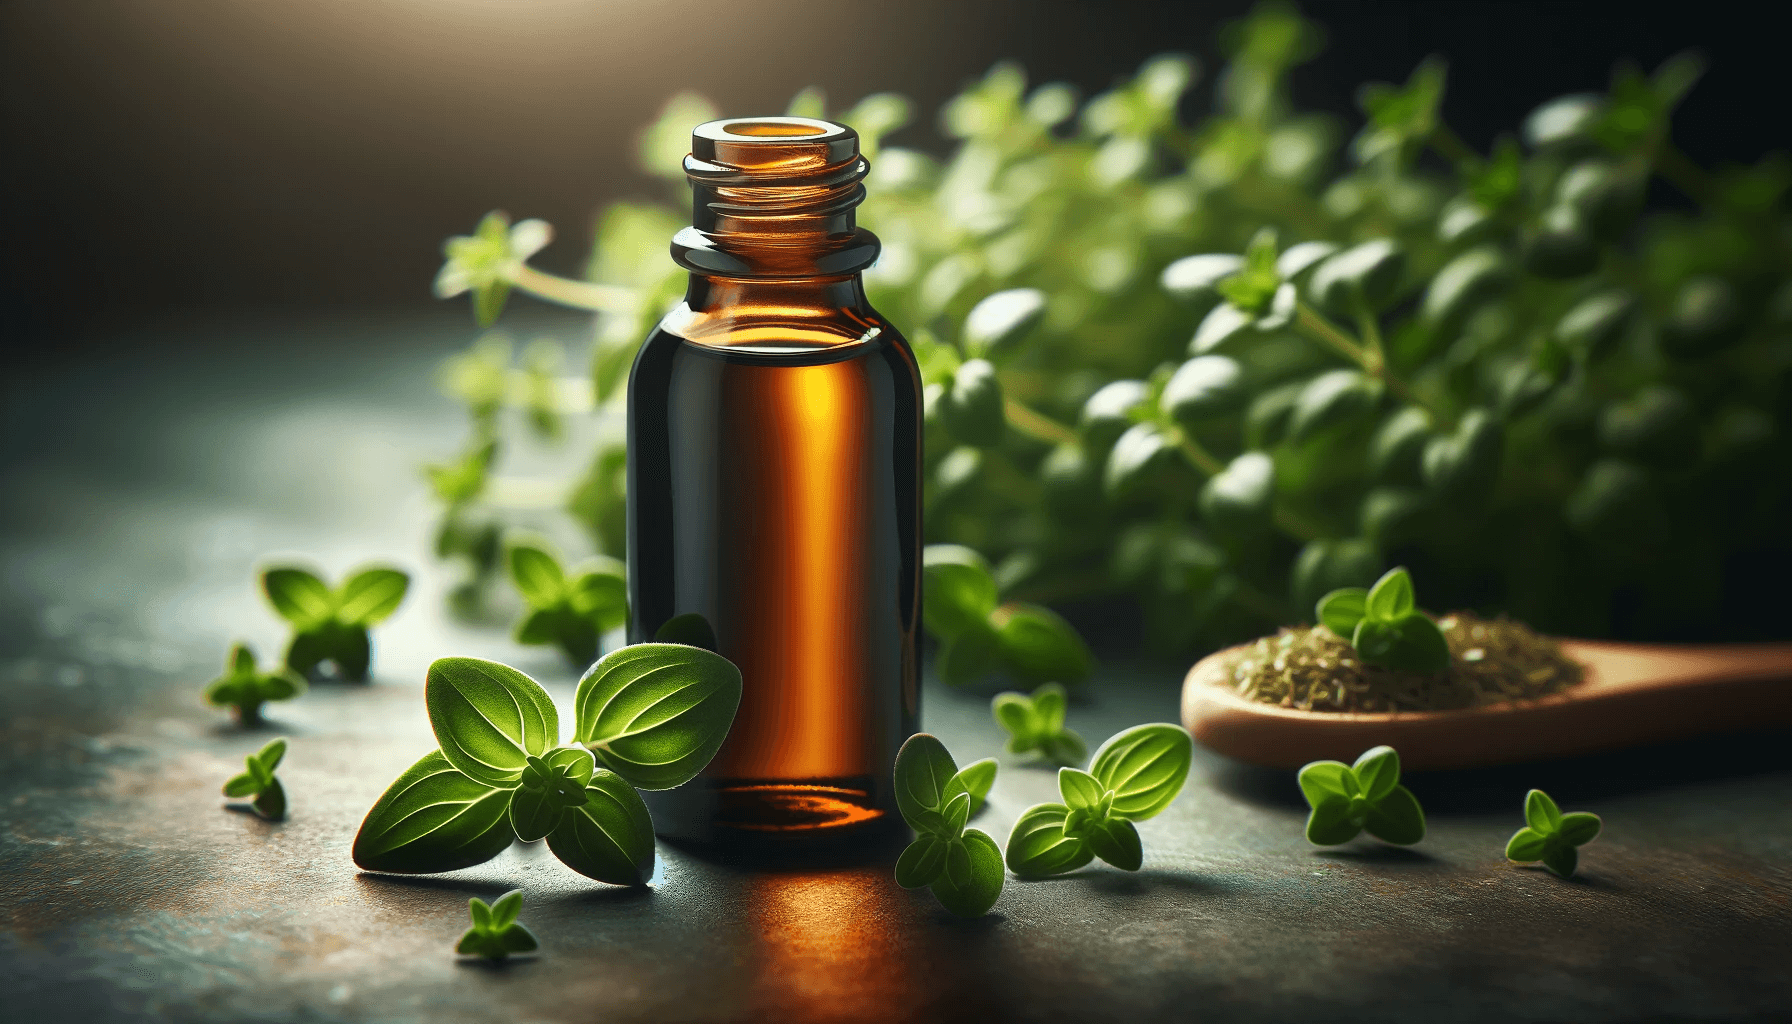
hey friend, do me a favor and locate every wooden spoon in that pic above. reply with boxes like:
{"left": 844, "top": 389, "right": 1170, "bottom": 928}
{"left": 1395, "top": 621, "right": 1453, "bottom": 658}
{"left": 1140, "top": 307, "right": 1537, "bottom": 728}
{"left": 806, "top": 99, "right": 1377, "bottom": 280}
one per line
{"left": 1181, "top": 639, "right": 1792, "bottom": 770}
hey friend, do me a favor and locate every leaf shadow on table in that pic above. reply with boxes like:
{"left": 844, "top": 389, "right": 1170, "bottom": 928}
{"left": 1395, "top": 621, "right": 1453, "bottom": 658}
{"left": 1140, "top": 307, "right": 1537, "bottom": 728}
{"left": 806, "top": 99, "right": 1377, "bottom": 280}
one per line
{"left": 352, "top": 872, "right": 519, "bottom": 900}
{"left": 1205, "top": 728, "right": 1792, "bottom": 814}
{"left": 456, "top": 955, "right": 540, "bottom": 974}
{"left": 1012, "top": 867, "right": 1249, "bottom": 899}
{"left": 1312, "top": 845, "right": 1438, "bottom": 865}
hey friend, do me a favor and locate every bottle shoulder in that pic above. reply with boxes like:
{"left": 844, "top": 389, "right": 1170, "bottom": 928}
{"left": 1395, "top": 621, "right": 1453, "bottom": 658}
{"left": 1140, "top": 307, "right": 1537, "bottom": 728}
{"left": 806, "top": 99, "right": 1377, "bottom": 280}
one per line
{"left": 649, "top": 298, "right": 912, "bottom": 363}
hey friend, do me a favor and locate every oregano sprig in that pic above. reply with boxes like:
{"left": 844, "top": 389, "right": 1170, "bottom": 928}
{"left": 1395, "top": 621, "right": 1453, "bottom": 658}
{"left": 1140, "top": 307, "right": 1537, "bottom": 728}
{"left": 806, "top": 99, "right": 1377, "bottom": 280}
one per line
{"left": 507, "top": 536, "right": 627, "bottom": 666}
{"left": 923, "top": 545, "right": 1093, "bottom": 688}
{"left": 1316, "top": 567, "right": 1451, "bottom": 674}
{"left": 456, "top": 890, "right": 538, "bottom": 960}
{"left": 991, "top": 683, "right": 1087, "bottom": 766}
{"left": 204, "top": 643, "right": 306, "bottom": 725}
{"left": 353, "top": 646, "right": 740, "bottom": 885}
{"left": 1005, "top": 723, "right": 1193, "bottom": 877}
{"left": 892, "top": 734, "right": 1003, "bottom": 917}
{"left": 223, "top": 738, "right": 290, "bottom": 820}
{"left": 1506, "top": 789, "right": 1602, "bottom": 878}
{"left": 1297, "top": 744, "right": 1427, "bottom": 846}
{"left": 261, "top": 564, "right": 411, "bottom": 680}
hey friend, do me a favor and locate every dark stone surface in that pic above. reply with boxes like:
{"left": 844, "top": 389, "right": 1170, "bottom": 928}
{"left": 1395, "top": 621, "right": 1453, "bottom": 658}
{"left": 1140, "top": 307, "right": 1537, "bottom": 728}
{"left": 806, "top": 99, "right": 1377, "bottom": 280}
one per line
{"left": 3, "top": 315, "right": 1790, "bottom": 1023}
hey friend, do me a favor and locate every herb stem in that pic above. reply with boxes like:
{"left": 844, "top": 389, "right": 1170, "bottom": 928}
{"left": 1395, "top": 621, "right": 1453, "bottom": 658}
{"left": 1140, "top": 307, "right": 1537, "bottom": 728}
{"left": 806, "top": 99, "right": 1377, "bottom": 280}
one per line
{"left": 1172, "top": 427, "right": 1324, "bottom": 542}
{"left": 1428, "top": 123, "right": 1482, "bottom": 171}
{"left": 508, "top": 264, "right": 637, "bottom": 313}
{"left": 1654, "top": 142, "right": 1718, "bottom": 208}
{"left": 1004, "top": 399, "right": 1079, "bottom": 447}
{"left": 1296, "top": 300, "right": 1442, "bottom": 422}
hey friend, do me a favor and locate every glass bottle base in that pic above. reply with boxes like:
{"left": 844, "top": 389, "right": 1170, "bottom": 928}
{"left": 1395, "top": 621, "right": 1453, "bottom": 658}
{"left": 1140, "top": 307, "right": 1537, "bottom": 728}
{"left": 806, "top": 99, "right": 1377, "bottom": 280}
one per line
{"left": 645, "top": 775, "right": 904, "bottom": 854}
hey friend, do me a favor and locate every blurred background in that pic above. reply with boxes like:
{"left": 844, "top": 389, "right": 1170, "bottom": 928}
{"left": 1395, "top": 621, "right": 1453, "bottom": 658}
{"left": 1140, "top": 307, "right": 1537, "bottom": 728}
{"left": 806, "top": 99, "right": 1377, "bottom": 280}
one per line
{"left": 2, "top": 0, "right": 1781, "bottom": 353}
{"left": 4, "top": 0, "right": 1789, "bottom": 659}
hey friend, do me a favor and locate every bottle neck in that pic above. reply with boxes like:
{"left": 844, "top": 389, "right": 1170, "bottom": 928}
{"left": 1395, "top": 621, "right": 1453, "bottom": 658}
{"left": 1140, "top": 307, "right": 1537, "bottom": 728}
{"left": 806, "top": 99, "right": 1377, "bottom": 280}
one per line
{"left": 671, "top": 122, "right": 881, "bottom": 279}
{"left": 684, "top": 275, "right": 871, "bottom": 315}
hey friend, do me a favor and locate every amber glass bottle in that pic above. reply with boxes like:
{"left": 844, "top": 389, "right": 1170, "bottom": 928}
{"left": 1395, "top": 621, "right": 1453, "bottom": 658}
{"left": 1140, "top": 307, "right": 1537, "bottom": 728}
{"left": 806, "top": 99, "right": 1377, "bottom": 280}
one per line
{"left": 627, "top": 117, "right": 920, "bottom": 845}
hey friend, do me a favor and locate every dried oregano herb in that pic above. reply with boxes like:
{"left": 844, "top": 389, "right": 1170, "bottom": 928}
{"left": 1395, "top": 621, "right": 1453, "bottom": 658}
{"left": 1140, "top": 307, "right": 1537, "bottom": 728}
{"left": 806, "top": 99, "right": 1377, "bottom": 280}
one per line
{"left": 1216, "top": 613, "right": 1583, "bottom": 713}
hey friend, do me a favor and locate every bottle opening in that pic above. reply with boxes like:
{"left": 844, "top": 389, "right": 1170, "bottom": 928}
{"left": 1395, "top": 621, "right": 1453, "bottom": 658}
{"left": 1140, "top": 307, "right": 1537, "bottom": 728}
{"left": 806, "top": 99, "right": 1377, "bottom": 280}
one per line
{"left": 723, "top": 120, "right": 829, "bottom": 139}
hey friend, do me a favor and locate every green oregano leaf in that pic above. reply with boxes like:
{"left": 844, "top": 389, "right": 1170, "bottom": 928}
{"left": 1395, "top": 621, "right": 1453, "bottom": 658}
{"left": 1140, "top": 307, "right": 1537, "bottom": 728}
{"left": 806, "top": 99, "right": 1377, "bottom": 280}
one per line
{"left": 335, "top": 568, "right": 411, "bottom": 627}
{"left": 921, "top": 545, "right": 1000, "bottom": 638}
{"left": 1316, "top": 588, "right": 1368, "bottom": 637}
{"left": 1058, "top": 767, "right": 1106, "bottom": 813}
{"left": 1082, "top": 816, "right": 1143, "bottom": 871}
{"left": 262, "top": 564, "right": 410, "bottom": 681}
{"left": 425, "top": 658, "right": 560, "bottom": 788}
{"left": 456, "top": 889, "right": 539, "bottom": 960}
{"left": 1351, "top": 745, "right": 1401, "bottom": 803}
{"left": 252, "top": 778, "right": 287, "bottom": 820}
{"left": 1364, "top": 566, "right": 1416, "bottom": 619}
{"left": 895, "top": 834, "right": 950, "bottom": 889}
{"left": 653, "top": 612, "right": 717, "bottom": 651}
{"left": 509, "top": 785, "right": 567, "bottom": 842}
{"left": 928, "top": 829, "right": 1004, "bottom": 917}
{"left": 1505, "top": 827, "right": 1550, "bottom": 862}
{"left": 573, "top": 643, "right": 744, "bottom": 791}
{"left": 1363, "top": 785, "right": 1426, "bottom": 844}
{"left": 222, "top": 738, "right": 290, "bottom": 819}
{"left": 893, "top": 733, "right": 960, "bottom": 828}
{"left": 942, "top": 758, "right": 998, "bottom": 815}
{"left": 1507, "top": 789, "right": 1601, "bottom": 877}
{"left": 263, "top": 568, "right": 334, "bottom": 628}
{"left": 1525, "top": 788, "right": 1563, "bottom": 832}
{"left": 353, "top": 750, "right": 515, "bottom": 873}
{"left": 1299, "top": 745, "right": 1426, "bottom": 846}
{"left": 1087, "top": 723, "right": 1192, "bottom": 821}
{"left": 1005, "top": 803, "right": 1094, "bottom": 878}
{"left": 545, "top": 768, "right": 657, "bottom": 886}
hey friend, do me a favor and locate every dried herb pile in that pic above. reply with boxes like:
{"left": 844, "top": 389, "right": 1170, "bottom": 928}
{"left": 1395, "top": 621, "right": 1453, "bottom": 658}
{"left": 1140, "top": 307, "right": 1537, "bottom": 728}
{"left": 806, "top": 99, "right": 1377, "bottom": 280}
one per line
{"left": 1217, "top": 613, "right": 1583, "bottom": 712}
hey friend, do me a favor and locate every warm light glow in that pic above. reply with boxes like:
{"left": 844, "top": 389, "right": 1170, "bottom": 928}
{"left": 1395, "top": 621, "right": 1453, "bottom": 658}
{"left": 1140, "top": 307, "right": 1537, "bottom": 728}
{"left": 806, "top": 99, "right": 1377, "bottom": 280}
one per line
{"left": 711, "top": 357, "right": 872, "bottom": 780}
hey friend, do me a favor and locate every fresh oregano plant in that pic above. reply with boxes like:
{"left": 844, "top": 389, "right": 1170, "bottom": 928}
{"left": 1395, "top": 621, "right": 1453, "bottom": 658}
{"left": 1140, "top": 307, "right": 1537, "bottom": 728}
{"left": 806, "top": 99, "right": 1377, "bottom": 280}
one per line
{"left": 923, "top": 544, "right": 1093, "bottom": 687}
{"left": 1297, "top": 744, "right": 1427, "bottom": 846}
{"left": 204, "top": 643, "right": 306, "bottom": 726}
{"left": 353, "top": 645, "right": 741, "bottom": 885}
{"left": 1506, "top": 788, "right": 1602, "bottom": 877}
{"left": 222, "top": 737, "right": 289, "bottom": 820}
{"left": 892, "top": 734, "right": 1003, "bottom": 917}
{"left": 990, "top": 682, "right": 1087, "bottom": 766}
{"left": 261, "top": 564, "right": 410, "bottom": 680}
{"left": 1316, "top": 567, "right": 1452, "bottom": 673}
{"left": 424, "top": 4, "right": 1791, "bottom": 663}
{"left": 506, "top": 534, "right": 628, "bottom": 666}
{"left": 456, "top": 890, "right": 538, "bottom": 960}
{"left": 1005, "top": 723, "right": 1193, "bottom": 877}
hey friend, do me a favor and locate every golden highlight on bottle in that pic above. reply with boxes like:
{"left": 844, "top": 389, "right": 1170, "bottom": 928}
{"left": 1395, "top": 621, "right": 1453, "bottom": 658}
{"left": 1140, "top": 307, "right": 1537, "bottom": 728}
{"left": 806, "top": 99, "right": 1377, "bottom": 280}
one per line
{"left": 627, "top": 117, "right": 920, "bottom": 842}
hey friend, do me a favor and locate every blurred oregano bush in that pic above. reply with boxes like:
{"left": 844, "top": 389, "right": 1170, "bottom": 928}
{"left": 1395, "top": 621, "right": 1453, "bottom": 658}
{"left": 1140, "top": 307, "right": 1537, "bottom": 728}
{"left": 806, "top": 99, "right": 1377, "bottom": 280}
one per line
{"left": 429, "top": 2, "right": 1791, "bottom": 665}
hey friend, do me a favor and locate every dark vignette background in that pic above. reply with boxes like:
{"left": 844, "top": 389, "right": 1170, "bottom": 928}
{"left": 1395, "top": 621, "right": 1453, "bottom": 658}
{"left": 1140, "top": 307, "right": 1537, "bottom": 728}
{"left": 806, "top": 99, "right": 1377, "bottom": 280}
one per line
{"left": 2, "top": 0, "right": 1784, "bottom": 358}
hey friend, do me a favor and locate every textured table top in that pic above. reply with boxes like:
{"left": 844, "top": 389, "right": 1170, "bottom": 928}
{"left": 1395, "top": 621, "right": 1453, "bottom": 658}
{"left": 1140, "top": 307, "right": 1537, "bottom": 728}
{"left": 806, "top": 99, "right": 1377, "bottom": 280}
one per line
{"left": 4, "top": 315, "right": 1790, "bottom": 1023}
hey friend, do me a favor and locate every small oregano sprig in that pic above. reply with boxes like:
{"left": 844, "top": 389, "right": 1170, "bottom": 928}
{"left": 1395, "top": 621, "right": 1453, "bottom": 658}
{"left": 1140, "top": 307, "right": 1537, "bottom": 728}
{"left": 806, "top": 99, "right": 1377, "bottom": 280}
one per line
{"left": 892, "top": 734, "right": 1003, "bottom": 917}
{"left": 1316, "top": 566, "right": 1451, "bottom": 674}
{"left": 353, "top": 645, "right": 740, "bottom": 885}
{"left": 1298, "top": 744, "right": 1426, "bottom": 846}
{"left": 1506, "top": 789, "right": 1602, "bottom": 878}
{"left": 991, "top": 683, "right": 1087, "bottom": 766}
{"left": 223, "top": 738, "right": 289, "bottom": 820}
{"left": 923, "top": 545, "right": 1093, "bottom": 688}
{"left": 456, "top": 890, "right": 538, "bottom": 960}
{"left": 1005, "top": 723, "right": 1193, "bottom": 877}
{"left": 506, "top": 536, "right": 627, "bottom": 666}
{"left": 262, "top": 564, "right": 411, "bottom": 680}
{"left": 204, "top": 643, "right": 306, "bottom": 725}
